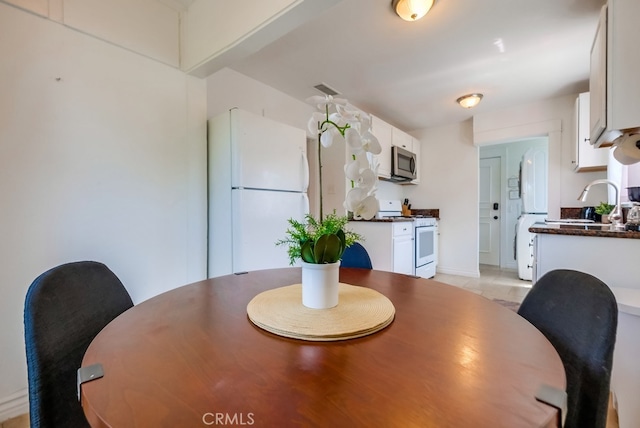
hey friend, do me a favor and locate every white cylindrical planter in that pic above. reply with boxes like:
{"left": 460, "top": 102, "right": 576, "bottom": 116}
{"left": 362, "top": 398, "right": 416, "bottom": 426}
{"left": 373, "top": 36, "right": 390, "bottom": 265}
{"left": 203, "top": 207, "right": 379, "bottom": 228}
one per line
{"left": 301, "top": 261, "right": 340, "bottom": 309}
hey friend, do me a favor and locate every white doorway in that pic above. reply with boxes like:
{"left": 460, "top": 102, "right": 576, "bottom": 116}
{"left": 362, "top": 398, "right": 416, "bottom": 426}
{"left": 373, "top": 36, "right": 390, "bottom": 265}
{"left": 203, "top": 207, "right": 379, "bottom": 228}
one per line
{"left": 479, "top": 157, "right": 501, "bottom": 265}
{"left": 479, "top": 137, "right": 549, "bottom": 271}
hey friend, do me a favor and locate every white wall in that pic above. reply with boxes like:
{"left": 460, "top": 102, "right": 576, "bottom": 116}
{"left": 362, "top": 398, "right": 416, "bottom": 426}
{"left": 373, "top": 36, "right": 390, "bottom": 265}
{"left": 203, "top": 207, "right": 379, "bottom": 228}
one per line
{"left": 183, "top": 0, "right": 343, "bottom": 77}
{"left": 404, "top": 120, "right": 480, "bottom": 277}
{"left": 2, "top": 0, "right": 181, "bottom": 67}
{"left": 183, "top": 0, "right": 299, "bottom": 73}
{"left": 207, "top": 68, "right": 312, "bottom": 128}
{"left": 0, "top": 3, "right": 207, "bottom": 419}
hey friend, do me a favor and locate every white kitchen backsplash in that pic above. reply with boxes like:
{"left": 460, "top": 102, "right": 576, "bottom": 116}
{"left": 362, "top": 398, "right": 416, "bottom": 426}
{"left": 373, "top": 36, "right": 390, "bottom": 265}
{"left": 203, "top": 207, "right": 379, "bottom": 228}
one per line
{"left": 376, "top": 180, "right": 405, "bottom": 201}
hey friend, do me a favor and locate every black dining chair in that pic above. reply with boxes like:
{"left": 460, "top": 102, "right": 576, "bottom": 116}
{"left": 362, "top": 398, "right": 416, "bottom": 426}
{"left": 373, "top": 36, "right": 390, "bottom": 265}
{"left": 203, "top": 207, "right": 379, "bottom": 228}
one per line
{"left": 341, "top": 242, "right": 373, "bottom": 269}
{"left": 24, "top": 261, "right": 134, "bottom": 428}
{"left": 517, "top": 269, "right": 617, "bottom": 428}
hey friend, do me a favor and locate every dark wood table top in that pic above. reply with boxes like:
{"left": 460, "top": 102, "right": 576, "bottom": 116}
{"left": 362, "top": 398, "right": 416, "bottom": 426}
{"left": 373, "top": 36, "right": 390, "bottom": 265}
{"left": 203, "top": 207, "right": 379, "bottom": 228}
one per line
{"left": 81, "top": 268, "right": 565, "bottom": 427}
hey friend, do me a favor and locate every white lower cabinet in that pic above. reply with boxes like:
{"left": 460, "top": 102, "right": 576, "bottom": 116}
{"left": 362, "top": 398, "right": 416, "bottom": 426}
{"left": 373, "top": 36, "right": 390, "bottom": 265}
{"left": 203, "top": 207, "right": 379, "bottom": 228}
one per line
{"left": 392, "top": 223, "right": 414, "bottom": 275}
{"left": 371, "top": 115, "right": 392, "bottom": 179}
{"left": 348, "top": 221, "right": 414, "bottom": 274}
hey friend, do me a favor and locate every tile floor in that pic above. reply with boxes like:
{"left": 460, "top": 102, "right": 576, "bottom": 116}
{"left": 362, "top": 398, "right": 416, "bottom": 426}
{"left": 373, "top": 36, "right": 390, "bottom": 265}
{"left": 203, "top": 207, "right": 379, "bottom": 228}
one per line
{"left": 434, "top": 264, "right": 532, "bottom": 304}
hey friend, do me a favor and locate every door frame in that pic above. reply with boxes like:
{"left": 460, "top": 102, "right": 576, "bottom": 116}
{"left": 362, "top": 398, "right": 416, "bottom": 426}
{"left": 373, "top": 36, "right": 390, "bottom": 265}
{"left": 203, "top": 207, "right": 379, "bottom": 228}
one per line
{"left": 474, "top": 119, "right": 560, "bottom": 271}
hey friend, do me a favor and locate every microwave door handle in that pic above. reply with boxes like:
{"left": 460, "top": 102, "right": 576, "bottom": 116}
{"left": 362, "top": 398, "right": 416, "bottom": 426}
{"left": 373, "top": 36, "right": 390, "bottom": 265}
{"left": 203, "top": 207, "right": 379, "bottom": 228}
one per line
{"left": 410, "top": 156, "right": 416, "bottom": 174}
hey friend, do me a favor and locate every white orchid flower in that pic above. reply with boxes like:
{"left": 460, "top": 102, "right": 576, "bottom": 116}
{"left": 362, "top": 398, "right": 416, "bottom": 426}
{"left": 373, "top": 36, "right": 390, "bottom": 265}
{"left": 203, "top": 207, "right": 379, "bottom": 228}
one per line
{"left": 359, "top": 112, "right": 372, "bottom": 130}
{"left": 328, "top": 112, "right": 346, "bottom": 127}
{"left": 345, "top": 127, "right": 363, "bottom": 150}
{"left": 345, "top": 162, "right": 377, "bottom": 193}
{"left": 344, "top": 159, "right": 361, "bottom": 181}
{"left": 337, "top": 104, "right": 360, "bottom": 123}
{"left": 306, "top": 95, "right": 379, "bottom": 223}
{"left": 360, "top": 130, "right": 382, "bottom": 155}
{"left": 345, "top": 188, "right": 365, "bottom": 206}
{"left": 320, "top": 126, "right": 345, "bottom": 148}
{"left": 305, "top": 95, "right": 347, "bottom": 110}
{"left": 345, "top": 188, "right": 379, "bottom": 220}
{"left": 351, "top": 148, "right": 372, "bottom": 170}
{"left": 320, "top": 129, "right": 333, "bottom": 147}
{"left": 355, "top": 168, "right": 377, "bottom": 192}
{"left": 307, "top": 112, "right": 326, "bottom": 134}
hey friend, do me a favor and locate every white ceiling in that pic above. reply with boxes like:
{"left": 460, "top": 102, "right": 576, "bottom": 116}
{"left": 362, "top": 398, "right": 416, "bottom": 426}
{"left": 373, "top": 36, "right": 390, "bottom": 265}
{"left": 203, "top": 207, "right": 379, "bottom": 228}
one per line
{"left": 229, "top": 0, "right": 605, "bottom": 131}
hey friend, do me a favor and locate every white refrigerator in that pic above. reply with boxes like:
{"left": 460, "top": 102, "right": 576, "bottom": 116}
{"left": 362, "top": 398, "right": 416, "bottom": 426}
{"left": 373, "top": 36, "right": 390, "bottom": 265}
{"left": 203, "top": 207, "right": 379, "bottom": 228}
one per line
{"left": 208, "top": 108, "right": 309, "bottom": 278}
{"left": 516, "top": 148, "right": 548, "bottom": 280}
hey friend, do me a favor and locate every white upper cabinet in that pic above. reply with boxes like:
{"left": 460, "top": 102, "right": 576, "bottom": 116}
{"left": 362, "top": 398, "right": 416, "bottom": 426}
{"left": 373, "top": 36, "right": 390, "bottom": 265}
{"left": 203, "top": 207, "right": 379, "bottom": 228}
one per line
{"left": 590, "top": 0, "right": 640, "bottom": 147}
{"left": 370, "top": 115, "right": 421, "bottom": 184}
{"left": 573, "top": 92, "right": 608, "bottom": 172}
{"left": 371, "top": 115, "right": 392, "bottom": 179}
{"left": 391, "top": 127, "right": 413, "bottom": 151}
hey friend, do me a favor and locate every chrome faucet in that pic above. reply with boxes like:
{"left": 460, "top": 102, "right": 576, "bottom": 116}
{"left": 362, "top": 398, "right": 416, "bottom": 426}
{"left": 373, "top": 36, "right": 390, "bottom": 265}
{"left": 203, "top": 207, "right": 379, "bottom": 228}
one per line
{"left": 577, "top": 179, "right": 624, "bottom": 229}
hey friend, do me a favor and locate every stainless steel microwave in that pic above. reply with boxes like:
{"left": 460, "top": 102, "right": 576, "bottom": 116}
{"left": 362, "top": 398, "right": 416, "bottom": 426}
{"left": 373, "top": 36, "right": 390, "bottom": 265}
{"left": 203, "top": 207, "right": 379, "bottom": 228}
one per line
{"left": 391, "top": 145, "right": 417, "bottom": 182}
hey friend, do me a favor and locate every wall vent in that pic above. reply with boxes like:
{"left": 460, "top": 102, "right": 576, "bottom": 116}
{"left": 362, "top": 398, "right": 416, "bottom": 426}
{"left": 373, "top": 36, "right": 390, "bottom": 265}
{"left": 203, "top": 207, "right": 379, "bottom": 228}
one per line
{"left": 313, "top": 83, "right": 340, "bottom": 96}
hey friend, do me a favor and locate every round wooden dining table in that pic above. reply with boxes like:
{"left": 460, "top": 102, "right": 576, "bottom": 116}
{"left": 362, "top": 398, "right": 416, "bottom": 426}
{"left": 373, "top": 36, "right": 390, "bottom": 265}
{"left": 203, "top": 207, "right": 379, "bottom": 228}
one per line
{"left": 81, "top": 268, "right": 565, "bottom": 427}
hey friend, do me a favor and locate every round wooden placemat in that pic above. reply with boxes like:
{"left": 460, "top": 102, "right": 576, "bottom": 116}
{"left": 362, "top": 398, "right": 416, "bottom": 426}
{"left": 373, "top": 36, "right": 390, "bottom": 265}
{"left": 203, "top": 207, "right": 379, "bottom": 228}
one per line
{"left": 247, "top": 283, "right": 395, "bottom": 341}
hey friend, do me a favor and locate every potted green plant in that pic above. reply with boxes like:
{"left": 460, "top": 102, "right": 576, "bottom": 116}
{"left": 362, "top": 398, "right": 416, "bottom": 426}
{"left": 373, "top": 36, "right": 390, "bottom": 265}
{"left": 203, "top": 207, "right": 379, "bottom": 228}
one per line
{"left": 276, "top": 95, "right": 380, "bottom": 309}
{"left": 277, "top": 213, "right": 361, "bottom": 265}
{"left": 595, "top": 202, "right": 615, "bottom": 223}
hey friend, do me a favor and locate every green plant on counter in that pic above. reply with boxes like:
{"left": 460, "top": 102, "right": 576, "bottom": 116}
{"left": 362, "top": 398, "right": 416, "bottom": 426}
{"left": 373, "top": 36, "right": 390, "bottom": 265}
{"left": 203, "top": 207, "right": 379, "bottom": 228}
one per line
{"left": 276, "top": 213, "right": 361, "bottom": 265}
{"left": 595, "top": 202, "right": 615, "bottom": 215}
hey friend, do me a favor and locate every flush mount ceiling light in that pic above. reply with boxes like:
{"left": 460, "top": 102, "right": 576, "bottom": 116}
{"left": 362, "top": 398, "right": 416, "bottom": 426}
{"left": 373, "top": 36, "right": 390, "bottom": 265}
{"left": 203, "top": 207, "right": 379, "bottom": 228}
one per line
{"left": 456, "top": 93, "right": 484, "bottom": 109}
{"left": 392, "top": 0, "right": 435, "bottom": 22}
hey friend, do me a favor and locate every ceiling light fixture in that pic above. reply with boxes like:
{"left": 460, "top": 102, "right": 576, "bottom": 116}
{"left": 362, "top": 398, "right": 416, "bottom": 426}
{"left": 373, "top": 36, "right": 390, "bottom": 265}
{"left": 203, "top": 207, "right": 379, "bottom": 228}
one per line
{"left": 456, "top": 93, "right": 483, "bottom": 109}
{"left": 392, "top": 0, "right": 435, "bottom": 22}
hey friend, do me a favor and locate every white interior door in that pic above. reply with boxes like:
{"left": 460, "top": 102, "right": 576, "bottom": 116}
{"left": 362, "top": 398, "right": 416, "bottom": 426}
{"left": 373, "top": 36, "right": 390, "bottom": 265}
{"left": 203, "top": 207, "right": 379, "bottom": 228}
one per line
{"left": 479, "top": 157, "right": 501, "bottom": 266}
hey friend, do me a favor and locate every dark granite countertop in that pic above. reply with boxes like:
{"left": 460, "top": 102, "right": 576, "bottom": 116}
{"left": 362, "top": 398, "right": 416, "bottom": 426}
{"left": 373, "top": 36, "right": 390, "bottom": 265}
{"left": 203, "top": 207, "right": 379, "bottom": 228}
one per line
{"left": 529, "top": 222, "right": 640, "bottom": 239}
{"left": 349, "top": 208, "right": 440, "bottom": 223}
{"left": 349, "top": 217, "right": 414, "bottom": 223}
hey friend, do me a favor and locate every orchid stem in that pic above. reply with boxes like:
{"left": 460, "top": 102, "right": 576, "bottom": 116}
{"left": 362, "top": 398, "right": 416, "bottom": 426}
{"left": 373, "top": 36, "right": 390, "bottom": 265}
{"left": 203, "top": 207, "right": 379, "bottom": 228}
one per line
{"left": 317, "top": 129, "right": 323, "bottom": 223}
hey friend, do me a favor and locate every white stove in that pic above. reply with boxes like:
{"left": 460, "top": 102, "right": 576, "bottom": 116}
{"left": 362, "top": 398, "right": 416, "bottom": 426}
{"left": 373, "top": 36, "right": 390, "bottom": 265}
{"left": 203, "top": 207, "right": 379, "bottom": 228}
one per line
{"left": 414, "top": 217, "right": 436, "bottom": 279}
{"left": 375, "top": 200, "right": 436, "bottom": 278}
{"left": 376, "top": 199, "right": 403, "bottom": 218}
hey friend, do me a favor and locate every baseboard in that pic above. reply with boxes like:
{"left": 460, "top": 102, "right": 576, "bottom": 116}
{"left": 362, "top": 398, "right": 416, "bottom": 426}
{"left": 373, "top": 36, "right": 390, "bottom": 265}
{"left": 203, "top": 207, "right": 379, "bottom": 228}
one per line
{"left": 436, "top": 266, "right": 480, "bottom": 278}
{"left": 0, "top": 388, "right": 28, "bottom": 422}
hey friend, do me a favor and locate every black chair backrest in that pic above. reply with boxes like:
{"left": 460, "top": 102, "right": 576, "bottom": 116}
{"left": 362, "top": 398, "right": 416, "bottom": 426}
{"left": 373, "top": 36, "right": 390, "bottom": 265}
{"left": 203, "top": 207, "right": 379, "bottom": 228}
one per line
{"left": 517, "top": 269, "right": 617, "bottom": 428}
{"left": 341, "top": 242, "right": 373, "bottom": 269}
{"left": 24, "top": 261, "right": 134, "bottom": 428}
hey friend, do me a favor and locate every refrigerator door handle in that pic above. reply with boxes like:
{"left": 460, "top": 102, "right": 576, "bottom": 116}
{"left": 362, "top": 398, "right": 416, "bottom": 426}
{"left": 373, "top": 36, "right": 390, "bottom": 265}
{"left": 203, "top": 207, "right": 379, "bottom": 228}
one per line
{"left": 302, "top": 193, "right": 310, "bottom": 215}
{"left": 301, "top": 151, "right": 309, "bottom": 192}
